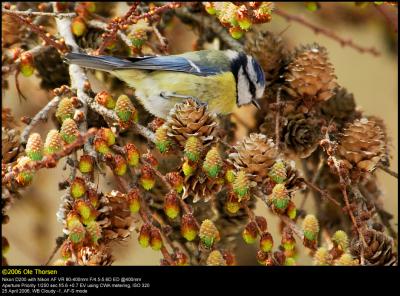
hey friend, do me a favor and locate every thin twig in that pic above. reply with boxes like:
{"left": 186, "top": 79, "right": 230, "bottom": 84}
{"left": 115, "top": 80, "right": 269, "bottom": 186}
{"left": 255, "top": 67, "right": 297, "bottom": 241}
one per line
{"left": 375, "top": 4, "right": 398, "bottom": 32}
{"left": 302, "top": 178, "right": 342, "bottom": 208}
{"left": 2, "top": 8, "right": 76, "bottom": 18}
{"left": 87, "top": 19, "right": 134, "bottom": 48}
{"left": 152, "top": 24, "right": 169, "bottom": 54}
{"left": 259, "top": 195, "right": 304, "bottom": 240}
{"left": 359, "top": 185, "right": 398, "bottom": 243}
{"left": 44, "top": 235, "right": 67, "bottom": 266}
{"left": 54, "top": 3, "right": 97, "bottom": 159}
{"left": 280, "top": 215, "right": 305, "bottom": 241}
{"left": 175, "top": 7, "right": 244, "bottom": 51}
{"left": 2, "top": 45, "right": 47, "bottom": 78}
{"left": 96, "top": 3, "right": 140, "bottom": 54}
{"left": 2, "top": 129, "right": 97, "bottom": 184}
{"left": 377, "top": 164, "right": 398, "bottom": 179}
{"left": 274, "top": 8, "right": 381, "bottom": 56}
{"left": 243, "top": 204, "right": 263, "bottom": 234}
{"left": 275, "top": 87, "right": 282, "bottom": 149}
{"left": 299, "top": 154, "right": 325, "bottom": 211}
{"left": 20, "top": 96, "right": 62, "bottom": 145}
{"left": 97, "top": 2, "right": 180, "bottom": 54}
{"left": 111, "top": 172, "right": 175, "bottom": 265}
{"left": 3, "top": 11, "right": 68, "bottom": 52}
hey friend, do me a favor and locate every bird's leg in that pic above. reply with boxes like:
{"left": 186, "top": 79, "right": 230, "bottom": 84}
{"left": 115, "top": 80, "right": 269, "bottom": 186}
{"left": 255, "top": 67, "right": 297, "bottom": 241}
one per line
{"left": 160, "top": 92, "right": 207, "bottom": 107}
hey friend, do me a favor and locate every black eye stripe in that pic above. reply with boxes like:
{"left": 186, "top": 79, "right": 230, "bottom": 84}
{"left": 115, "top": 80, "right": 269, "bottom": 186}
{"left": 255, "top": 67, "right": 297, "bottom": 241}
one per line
{"left": 231, "top": 52, "right": 248, "bottom": 104}
{"left": 231, "top": 52, "right": 257, "bottom": 102}
{"left": 241, "top": 62, "right": 256, "bottom": 98}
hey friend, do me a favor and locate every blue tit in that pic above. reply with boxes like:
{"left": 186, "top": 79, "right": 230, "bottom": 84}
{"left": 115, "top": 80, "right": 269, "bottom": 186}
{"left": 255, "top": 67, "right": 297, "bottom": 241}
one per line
{"left": 64, "top": 50, "right": 266, "bottom": 119}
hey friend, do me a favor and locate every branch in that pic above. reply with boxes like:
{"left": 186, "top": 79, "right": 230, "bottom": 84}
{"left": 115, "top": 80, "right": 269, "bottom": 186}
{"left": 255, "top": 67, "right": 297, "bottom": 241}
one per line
{"left": 358, "top": 185, "right": 398, "bottom": 243}
{"left": 3, "top": 10, "right": 68, "bottom": 52}
{"left": 243, "top": 204, "right": 264, "bottom": 235}
{"left": 375, "top": 4, "right": 398, "bottom": 32}
{"left": 2, "top": 45, "right": 47, "bottom": 78}
{"left": 96, "top": 3, "right": 140, "bottom": 54}
{"left": 377, "top": 164, "right": 398, "bottom": 179}
{"left": 2, "top": 8, "right": 76, "bottom": 19}
{"left": 275, "top": 88, "right": 282, "bottom": 149}
{"left": 111, "top": 173, "right": 175, "bottom": 265}
{"left": 20, "top": 96, "right": 62, "bottom": 145}
{"left": 2, "top": 129, "right": 98, "bottom": 185}
{"left": 259, "top": 195, "right": 304, "bottom": 240}
{"left": 279, "top": 214, "right": 305, "bottom": 241}
{"left": 175, "top": 7, "right": 244, "bottom": 51}
{"left": 302, "top": 178, "right": 342, "bottom": 208}
{"left": 274, "top": 8, "right": 381, "bottom": 57}
{"left": 152, "top": 24, "right": 169, "bottom": 54}
{"left": 87, "top": 19, "right": 134, "bottom": 48}
{"left": 44, "top": 235, "right": 67, "bottom": 266}
{"left": 53, "top": 4, "right": 98, "bottom": 159}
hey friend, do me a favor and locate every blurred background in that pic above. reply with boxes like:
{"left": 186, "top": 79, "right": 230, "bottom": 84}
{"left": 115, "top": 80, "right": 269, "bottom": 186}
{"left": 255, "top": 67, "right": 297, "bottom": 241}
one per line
{"left": 2, "top": 2, "right": 398, "bottom": 265}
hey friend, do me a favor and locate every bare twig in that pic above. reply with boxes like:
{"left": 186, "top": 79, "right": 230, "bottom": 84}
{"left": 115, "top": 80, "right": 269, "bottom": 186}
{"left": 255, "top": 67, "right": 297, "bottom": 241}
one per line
{"left": 20, "top": 96, "right": 62, "bottom": 145}
{"left": 2, "top": 45, "right": 47, "bottom": 78}
{"left": 375, "top": 4, "right": 398, "bottom": 32}
{"left": 44, "top": 235, "right": 67, "bottom": 266}
{"left": 377, "top": 164, "right": 398, "bottom": 179}
{"left": 274, "top": 8, "right": 381, "bottom": 56}
{"left": 299, "top": 154, "right": 325, "bottom": 211}
{"left": 53, "top": 3, "right": 97, "bottom": 159}
{"left": 275, "top": 87, "right": 282, "bottom": 149}
{"left": 87, "top": 19, "right": 134, "bottom": 48}
{"left": 175, "top": 7, "right": 244, "bottom": 51}
{"left": 96, "top": 3, "right": 140, "bottom": 54}
{"left": 112, "top": 173, "right": 175, "bottom": 265}
{"left": 2, "top": 129, "right": 97, "bottom": 184}
{"left": 302, "top": 178, "right": 342, "bottom": 208}
{"left": 3, "top": 11, "right": 68, "bottom": 52}
{"left": 280, "top": 214, "right": 305, "bottom": 240}
{"left": 359, "top": 185, "right": 398, "bottom": 243}
{"left": 243, "top": 204, "right": 264, "bottom": 235}
{"left": 152, "top": 24, "right": 169, "bottom": 54}
{"left": 2, "top": 8, "right": 76, "bottom": 19}
{"left": 259, "top": 195, "right": 304, "bottom": 240}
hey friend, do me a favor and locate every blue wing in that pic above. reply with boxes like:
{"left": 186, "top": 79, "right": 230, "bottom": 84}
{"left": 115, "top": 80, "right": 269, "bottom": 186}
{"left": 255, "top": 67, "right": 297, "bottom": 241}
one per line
{"left": 123, "top": 55, "right": 221, "bottom": 76}
{"left": 64, "top": 53, "right": 221, "bottom": 76}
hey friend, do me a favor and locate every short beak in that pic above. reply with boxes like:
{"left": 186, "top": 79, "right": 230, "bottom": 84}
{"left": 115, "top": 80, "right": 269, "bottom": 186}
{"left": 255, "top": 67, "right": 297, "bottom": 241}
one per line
{"left": 252, "top": 99, "right": 261, "bottom": 110}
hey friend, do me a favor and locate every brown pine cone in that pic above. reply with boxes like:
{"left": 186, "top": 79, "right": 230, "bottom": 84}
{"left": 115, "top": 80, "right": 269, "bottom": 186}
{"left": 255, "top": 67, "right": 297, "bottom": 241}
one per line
{"left": 282, "top": 160, "right": 305, "bottom": 193}
{"left": 350, "top": 228, "right": 397, "bottom": 266}
{"left": 98, "top": 190, "right": 135, "bottom": 241}
{"left": 284, "top": 43, "right": 337, "bottom": 107}
{"left": 282, "top": 114, "right": 322, "bottom": 158}
{"left": 2, "top": 127, "right": 20, "bottom": 164}
{"left": 183, "top": 170, "right": 223, "bottom": 203}
{"left": 320, "top": 87, "right": 358, "bottom": 122}
{"left": 33, "top": 46, "right": 70, "bottom": 89}
{"left": 166, "top": 99, "right": 217, "bottom": 149}
{"left": 366, "top": 115, "right": 391, "bottom": 167}
{"left": 338, "top": 118, "right": 385, "bottom": 172}
{"left": 228, "top": 133, "right": 278, "bottom": 184}
{"left": 244, "top": 30, "right": 288, "bottom": 82}
{"left": 77, "top": 244, "right": 114, "bottom": 266}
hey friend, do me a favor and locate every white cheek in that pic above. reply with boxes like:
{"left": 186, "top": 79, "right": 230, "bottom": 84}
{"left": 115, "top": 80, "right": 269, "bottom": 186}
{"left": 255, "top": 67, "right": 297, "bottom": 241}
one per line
{"left": 237, "top": 68, "right": 252, "bottom": 106}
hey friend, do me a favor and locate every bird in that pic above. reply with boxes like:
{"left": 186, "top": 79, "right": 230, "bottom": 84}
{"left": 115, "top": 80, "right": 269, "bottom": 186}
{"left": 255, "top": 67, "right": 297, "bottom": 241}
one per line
{"left": 64, "top": 49, "right": 266, "bottom": 119}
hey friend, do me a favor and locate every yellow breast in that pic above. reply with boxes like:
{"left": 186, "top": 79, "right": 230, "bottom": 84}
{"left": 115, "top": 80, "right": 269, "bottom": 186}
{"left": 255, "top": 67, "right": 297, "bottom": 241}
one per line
{"left": 114, "top": 69, "right": 237, "bottom": 117}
